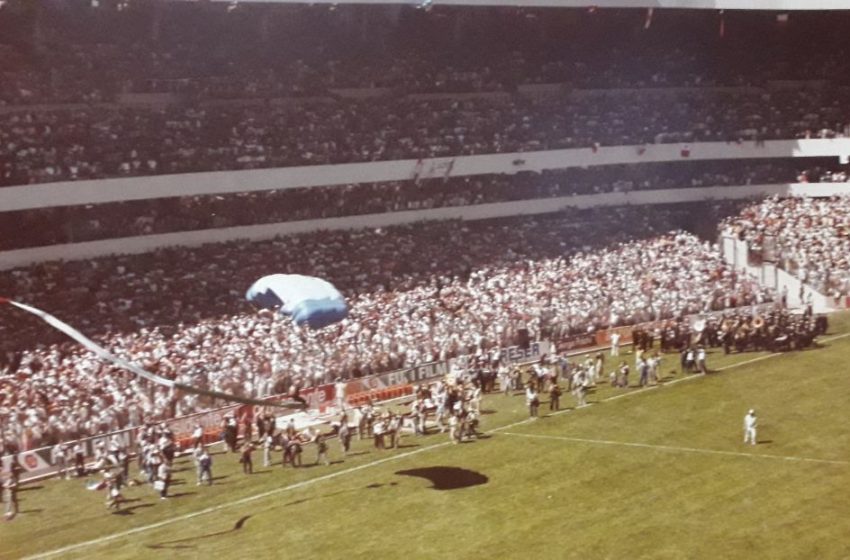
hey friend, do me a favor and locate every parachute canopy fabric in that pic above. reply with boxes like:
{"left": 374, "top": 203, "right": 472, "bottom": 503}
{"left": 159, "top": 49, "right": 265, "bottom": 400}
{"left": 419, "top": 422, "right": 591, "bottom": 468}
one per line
{"left": 246, "top": 274, "right": 348, "bottom": 329}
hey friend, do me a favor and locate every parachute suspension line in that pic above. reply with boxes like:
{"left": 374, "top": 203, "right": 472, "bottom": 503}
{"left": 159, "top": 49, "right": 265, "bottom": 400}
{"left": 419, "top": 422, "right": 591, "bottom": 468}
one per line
{"left": 1, "top": 299, "right": 306, "bottom": 409}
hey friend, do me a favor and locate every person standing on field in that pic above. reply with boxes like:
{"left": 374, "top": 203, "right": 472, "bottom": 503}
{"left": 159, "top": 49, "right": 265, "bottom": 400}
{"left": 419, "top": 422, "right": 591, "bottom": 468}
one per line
{"left": 2, "top": 475, "right": 18, "bottom": 520}
{"left": 262, "top": 433, "right": 275, "bottom": 467}
{"left": 526, "top": 384, "right": 540, "bottom": 418}
{"left": 239, "top": 443, "right": 254, "bottom": 474}
{"left": 334, "top": 377, "right": 347, "bottom": 411}
{"left": 197, "top": 447, "right": 213, "bottom": 485}
{"left": 156, "top": 459, "right": 171, "bottom": 500}
{"left": 549, "top": 382, "right": 562, "bottom": 412}
{"left": 573, "top": 370, "right": 588, "bottom": 407}
{"left": 315, "top": 435, "right": 330, "bottom": 466}
{"left": 744, "top": 409, "right": 758, "bottom": 446}
{"left": 338, "top": 415, "right": 352, "bottom": 455}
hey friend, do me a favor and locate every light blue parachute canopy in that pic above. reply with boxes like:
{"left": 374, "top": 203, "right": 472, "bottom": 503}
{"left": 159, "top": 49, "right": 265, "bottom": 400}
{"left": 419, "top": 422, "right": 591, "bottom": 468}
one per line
{"left": 245, "top": 274, "right": 348, "bottom": 329}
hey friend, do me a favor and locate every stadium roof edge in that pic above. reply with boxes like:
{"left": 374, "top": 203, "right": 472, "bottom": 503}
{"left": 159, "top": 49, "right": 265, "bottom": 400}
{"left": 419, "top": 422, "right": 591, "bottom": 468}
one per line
{"left": 167, "top": 0, "right": 850, "bottom": 10}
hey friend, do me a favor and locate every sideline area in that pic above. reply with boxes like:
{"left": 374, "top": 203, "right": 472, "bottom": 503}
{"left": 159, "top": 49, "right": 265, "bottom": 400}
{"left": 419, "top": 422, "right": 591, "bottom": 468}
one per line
{"left": 8, "top": 313, "right": 850, "bottom": 560}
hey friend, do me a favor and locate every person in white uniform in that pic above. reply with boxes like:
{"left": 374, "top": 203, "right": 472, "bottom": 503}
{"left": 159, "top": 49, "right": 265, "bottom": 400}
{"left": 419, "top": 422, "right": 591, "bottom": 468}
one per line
{"left": 743, "top": 409, "right": 758, "bottom": 445}
{"left": 610, "top": 332, "right": 621, "bottom": 356}
{"left": 334, "top": 377, "right": 347, "bottom": 411}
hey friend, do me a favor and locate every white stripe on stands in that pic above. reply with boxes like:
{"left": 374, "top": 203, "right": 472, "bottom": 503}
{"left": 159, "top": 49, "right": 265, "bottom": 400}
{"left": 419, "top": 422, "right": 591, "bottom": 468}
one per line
{"left": 23, "top": 330, "right": 850, "bottom": 559}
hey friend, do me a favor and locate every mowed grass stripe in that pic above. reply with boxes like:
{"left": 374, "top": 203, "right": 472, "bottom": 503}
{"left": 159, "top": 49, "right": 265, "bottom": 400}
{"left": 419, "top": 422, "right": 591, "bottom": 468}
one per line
{"left": 499, "top": 432, "right": 850, "bottom": 466}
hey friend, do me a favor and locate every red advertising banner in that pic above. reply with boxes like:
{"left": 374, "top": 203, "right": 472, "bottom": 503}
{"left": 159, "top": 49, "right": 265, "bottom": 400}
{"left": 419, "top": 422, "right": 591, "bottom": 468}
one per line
{"left": 166, "top": 404, "right": 241, "bottom": 442}
{"left": 555, "top": 334, "right": 597, "bottom": 353}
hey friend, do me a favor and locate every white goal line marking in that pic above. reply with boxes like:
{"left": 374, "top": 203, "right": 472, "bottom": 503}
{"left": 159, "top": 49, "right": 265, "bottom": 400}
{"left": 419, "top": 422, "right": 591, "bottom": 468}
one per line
{"left": 499, "top": 431, "right": 850, "bottom": 466}
{"left": 23, "top": 330, "right": 850, "bottom": 559}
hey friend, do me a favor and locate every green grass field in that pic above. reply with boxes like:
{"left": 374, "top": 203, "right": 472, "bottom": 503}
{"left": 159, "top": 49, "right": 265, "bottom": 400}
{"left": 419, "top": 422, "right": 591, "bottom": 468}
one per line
{"left": 4, "top": 313, "right": 850, "bottom": 560}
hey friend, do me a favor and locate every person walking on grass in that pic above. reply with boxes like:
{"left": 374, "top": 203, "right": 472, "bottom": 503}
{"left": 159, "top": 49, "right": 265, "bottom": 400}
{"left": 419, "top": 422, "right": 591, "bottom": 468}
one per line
{"left": 638, "top": 356, "right": 650, "bottom": 387}
{"left": 263, "top": 433, "right": 275, "bottom": 467}
{"left": 52, "top": 443, "right": 70, "bottom": 480}
{"left": 240, "top": 443, "right": 254, "bottom": 474}
{"left": 549, "top": 383, "right": 562, "bottom": 412}
{"left": 573, "top": 370, "right": 588, "bottom": 407}
{"left": 616, "top": 362, "right": 629, "bottom": 388}
{"left": 696, "top": 347, "right": 707, "bottom": 375}
{"left": 373, "top": 416, "right": 386, "bottom": 450}
{"left": 315, "top": 435, "right": 330, "bottom": 466}
{"left": 197, "top": 447, "right": 213, "bottom": 486}
{"left": 104, "top": 470, "right": 124, "bottom": 512}
{"left": 744, "top": 409, "right": 758, "bottom": 446}
{"left": 290, "top": 439, "right": 303, "bottom": 467}
{"left": 338, "top": 417, "right": 352, "bottom": 455}
{"left": 155, "top": 459, "right": 171, "bottom": 500}
{"left": 449, "top": 413, "right": 461, "bottom": 444}
{"left": 388, "top": 413, "right": 403, "bottom": 449}
{"left": 2, "top": 475, "right": 18, "bottom": 520}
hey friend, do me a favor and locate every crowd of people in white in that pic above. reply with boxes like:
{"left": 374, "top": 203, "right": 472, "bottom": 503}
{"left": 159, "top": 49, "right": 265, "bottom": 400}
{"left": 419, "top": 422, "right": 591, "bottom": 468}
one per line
{"left": 0, "top": 202, "right": 772, "bottom": 453}
{"left": 723, "top": 195, "right": 850, "bottom": 298}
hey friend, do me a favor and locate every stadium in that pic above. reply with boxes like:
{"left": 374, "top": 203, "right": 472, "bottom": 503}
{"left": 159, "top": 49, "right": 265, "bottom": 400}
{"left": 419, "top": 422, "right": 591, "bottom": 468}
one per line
{"left": 2, "top": 0, "right": 850, "bottom": 558}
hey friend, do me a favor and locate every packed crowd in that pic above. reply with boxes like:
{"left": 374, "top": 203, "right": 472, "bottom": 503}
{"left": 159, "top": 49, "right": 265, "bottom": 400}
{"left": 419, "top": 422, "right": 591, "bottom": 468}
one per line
{"left": 2, "top": 88, "right": 848, "bottom": 188}
{"left": 0, "top": 158, "right": 816, "bottom": 250}
{"left": 798, "top": 167, "right": 850, "bottom": 183}
{"left": 3, "top": 7, "right": 850, "bottom": 190}
{"left": 3, "top": 4, "right": 850, "bottom": 105}
{"left": 0, "top": 201, "right": 770, "bottom": 451}
{"left": 722, "top": 195, "right": 850, "bottom": 298}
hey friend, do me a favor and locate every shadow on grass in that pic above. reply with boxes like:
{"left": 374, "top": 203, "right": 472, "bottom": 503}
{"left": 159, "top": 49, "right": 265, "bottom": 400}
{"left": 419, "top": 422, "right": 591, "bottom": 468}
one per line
{"left": 395, "top": 466, "right": 488, "bottom": 490}
{"left": 145, "top": 515, "right": 251, "bottom": 549}
{"left": 365, "top": 482, "right": 398, "bottom": 489}
{"left": 113, "top": 503, "right": 154, "bottom": 515}
{"left": 299, "top": 463, "right": 334, "bottom": 470}
{"left": 284, "top": 498, "right": 310, "bottom": 507}
{"left": 284, "top": 482, "right": 399, "bottom": 509}
{"left": 167, "top": 491, "right": 197, "bottom": 499}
